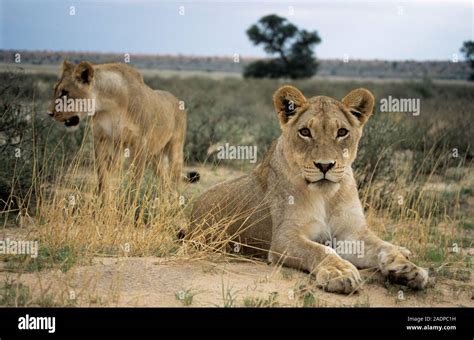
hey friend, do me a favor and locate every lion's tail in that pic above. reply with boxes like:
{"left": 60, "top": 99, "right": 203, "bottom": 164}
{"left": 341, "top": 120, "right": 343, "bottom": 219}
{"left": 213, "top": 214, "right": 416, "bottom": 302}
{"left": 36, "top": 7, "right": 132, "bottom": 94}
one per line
{"left": 176, "top": 229, "right": 186, "bottom": 240}
{"left": 184, "top": 171, "right": 200, "bottom": 183}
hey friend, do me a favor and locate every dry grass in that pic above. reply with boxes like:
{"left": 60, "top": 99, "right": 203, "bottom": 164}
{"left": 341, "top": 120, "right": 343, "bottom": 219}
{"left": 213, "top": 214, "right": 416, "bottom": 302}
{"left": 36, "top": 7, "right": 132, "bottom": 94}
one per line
{"left": 361, "top": 152, "right": 472, "bottom": 275}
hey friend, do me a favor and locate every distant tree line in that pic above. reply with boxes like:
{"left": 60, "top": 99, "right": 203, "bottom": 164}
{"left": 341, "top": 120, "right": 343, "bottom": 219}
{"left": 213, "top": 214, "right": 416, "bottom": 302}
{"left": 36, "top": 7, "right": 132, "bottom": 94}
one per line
{"left": 461, "top": 40, "right": 474, "bottom": 81}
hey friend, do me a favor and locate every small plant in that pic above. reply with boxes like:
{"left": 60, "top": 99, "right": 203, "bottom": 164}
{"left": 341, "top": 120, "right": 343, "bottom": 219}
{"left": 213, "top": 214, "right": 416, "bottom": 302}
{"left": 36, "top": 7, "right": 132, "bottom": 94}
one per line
{"left": 175, "top": 288, "right": 195, "bottom": 306}
{"left": 279, "top": 267, "right": 294, "bottom": 280}
{"left": 5, "top": 245, "right": 78, "bottom": 273}
{"left": 465, "top": 255, "right": 472, "bottom": 269}
{"left": 35, "top": 293, "right": 57, "bottom": 307}
{"left": 221, "top": 278, "right": 237, "bottom": 308}
{"left": 353, "top": 296, "right": 371, "bottom": 307}
{"left": 243, "top": 292, "right": 278, "bottom": 307}
{"left": 301, "top": 292, "right": 317, "bottom": 307}
{"left": 0, "top": 278, "right": 31, "bottom": 306}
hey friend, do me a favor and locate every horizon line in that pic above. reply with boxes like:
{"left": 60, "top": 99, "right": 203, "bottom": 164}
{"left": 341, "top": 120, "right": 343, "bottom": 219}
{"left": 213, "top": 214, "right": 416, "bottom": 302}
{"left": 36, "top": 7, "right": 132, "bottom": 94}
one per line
{"left": 0, "top": 49, "right": 466, "bottom": 63}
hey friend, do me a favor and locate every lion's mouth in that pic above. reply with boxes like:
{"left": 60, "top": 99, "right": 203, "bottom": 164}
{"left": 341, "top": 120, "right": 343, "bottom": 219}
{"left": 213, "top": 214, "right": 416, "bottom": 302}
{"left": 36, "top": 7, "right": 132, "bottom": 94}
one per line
{"left": 305, "top": 178, "right": 333, "bottom": 185}
{"left": 64, "top": 116, "right": 80, "bottom": 127}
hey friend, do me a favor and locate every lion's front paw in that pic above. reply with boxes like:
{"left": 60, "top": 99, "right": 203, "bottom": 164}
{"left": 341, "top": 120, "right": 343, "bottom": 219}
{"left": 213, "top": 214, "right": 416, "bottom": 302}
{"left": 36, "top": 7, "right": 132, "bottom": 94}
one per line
{"left": 314, "top": 255, "right": 362, "bottom": 294}
{"left": 379, "top": 249, "right": 428, "bottom": 289}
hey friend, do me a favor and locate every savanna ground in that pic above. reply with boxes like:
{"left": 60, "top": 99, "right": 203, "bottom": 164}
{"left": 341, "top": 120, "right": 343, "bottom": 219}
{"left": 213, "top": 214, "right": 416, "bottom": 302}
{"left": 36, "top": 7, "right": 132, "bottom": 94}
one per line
{"left": 0, "top": 64, "right": 473, "bottom": 307}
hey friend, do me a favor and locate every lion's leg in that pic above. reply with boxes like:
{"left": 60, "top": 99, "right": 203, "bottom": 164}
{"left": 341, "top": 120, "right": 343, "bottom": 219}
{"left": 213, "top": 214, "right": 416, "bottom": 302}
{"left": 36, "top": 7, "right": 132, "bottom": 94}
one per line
{"left": 166, "top": 136, "right": 184, "bottom": 184}
{"left": 94, "top": 138, "right": 114, "bottom": 200}
{"left": 327, "top": 193, "right": 429, "bottom": 289}
{"left": 128, "top": 146, "right": 148, "bottom": 189}
{"left": 151, "top": 151, "right": 168, "bottom": 182}
{"left": 336, "top": 227, "right": 429, "bottom": 289}
{"left": 270, "top": 230, "right": 362, "bottom": 294}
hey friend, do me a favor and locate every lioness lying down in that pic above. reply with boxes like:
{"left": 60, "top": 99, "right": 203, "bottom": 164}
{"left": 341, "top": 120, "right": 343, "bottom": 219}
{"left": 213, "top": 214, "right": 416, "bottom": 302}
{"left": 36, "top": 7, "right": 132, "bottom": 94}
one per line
{"left": 191, "top": 85, "right": 428, "bottom": 294}
{"left": 48, "top": 60, "right": 193, "bottom": 194}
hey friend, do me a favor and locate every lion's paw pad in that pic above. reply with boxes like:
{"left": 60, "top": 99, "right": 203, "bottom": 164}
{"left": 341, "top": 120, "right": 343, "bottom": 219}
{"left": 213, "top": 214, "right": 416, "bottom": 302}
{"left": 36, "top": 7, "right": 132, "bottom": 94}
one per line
{"left": 315, "top": 258, "right": 362, "bottom": 294}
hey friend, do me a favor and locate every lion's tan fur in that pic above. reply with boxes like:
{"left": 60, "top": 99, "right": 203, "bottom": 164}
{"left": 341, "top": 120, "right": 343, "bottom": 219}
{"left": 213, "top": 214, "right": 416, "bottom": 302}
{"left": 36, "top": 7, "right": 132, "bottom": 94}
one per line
{"left": 191, "top": 85, "right": 429, "bottom": 294}
{"left": 49, "top": 60, "right": 186, "bottom": 193}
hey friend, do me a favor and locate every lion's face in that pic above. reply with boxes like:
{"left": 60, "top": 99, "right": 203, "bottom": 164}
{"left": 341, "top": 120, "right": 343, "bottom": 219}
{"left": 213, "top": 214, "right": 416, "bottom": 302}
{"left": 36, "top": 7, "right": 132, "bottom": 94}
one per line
{"left": 273, "top": 86, "right": 375, "bottom": 187}
{"left": 48, "top": 60, "right": 95, "bottom": 130}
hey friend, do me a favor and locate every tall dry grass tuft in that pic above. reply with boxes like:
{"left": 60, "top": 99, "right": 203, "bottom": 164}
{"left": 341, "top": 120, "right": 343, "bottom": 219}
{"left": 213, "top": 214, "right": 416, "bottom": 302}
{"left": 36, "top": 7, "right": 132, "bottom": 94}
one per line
{"left": 30, "top": 120, "right": 189, "bottom": 265}
{"left": 182, "top": 184, "right": 275, "bottom": 259}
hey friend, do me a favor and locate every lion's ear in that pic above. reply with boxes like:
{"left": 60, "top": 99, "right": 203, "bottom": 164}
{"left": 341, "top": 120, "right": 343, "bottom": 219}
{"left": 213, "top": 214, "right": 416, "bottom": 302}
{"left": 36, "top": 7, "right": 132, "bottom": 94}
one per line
{"left": 272, "top": 85, "right": 308, "bottom": 126}
{"left": 74, "top": 61, "right": 94, "bottom": 85}
{"left": 341, "top": 88, "right": 375, "bottom": 125}
{"left": 61, "top": 59, "right": 74, "bottom": 73}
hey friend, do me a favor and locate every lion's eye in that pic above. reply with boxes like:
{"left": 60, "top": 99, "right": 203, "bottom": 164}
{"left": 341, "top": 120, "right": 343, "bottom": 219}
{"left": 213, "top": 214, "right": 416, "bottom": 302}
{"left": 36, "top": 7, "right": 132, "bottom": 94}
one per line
{"left": 59, "top": 89, "right": 69, "bottom": 97}
{"left": 337, "top": 128, "right": 349, "bottom": 137}
{"left": 298, "top": 128, "right": 311, "bottom": 138}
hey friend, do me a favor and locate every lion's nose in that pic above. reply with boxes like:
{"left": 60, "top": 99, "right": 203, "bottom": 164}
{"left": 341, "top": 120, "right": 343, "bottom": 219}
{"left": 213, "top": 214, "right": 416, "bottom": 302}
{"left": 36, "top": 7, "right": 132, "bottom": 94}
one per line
{"left": 314, "top": 162, "right": 335, "bottom": 174}
{"left": 48, "top": 112, "right": 54, "bottom": 117}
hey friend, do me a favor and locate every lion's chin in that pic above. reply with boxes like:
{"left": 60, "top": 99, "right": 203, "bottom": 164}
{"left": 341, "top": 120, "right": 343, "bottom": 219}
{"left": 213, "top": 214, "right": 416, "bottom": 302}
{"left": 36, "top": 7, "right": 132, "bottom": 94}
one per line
{"left": 305, "top": 178, "right": 340, "bottom": 195}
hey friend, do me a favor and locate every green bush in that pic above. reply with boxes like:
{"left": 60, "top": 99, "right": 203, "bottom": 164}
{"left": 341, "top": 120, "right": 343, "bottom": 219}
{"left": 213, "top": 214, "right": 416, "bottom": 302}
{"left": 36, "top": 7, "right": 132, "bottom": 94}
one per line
{"left": 0, "top": 71, "right": 84, "bottom": 214}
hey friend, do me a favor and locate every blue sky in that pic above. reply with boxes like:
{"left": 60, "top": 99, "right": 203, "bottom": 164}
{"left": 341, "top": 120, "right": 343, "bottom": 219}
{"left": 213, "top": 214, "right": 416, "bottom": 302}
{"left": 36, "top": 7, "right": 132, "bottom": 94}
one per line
{"left": 1, "top": 0, "right": 472, "bottom": 60}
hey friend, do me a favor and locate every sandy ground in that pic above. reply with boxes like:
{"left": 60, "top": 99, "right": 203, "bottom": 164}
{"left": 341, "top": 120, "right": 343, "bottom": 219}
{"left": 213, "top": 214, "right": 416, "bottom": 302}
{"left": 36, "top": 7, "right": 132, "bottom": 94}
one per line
{"left": 1, "top": 255, "right": 473, "bottom": 307}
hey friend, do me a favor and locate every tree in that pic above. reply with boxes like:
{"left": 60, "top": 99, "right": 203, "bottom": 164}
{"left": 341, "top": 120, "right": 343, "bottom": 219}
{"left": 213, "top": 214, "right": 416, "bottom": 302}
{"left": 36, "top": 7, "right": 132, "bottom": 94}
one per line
{"left": 460, "top": 40, "right": 474, "bottom": 81}
{"left": 243, "top": 14, "right": 321, "bottom": 79}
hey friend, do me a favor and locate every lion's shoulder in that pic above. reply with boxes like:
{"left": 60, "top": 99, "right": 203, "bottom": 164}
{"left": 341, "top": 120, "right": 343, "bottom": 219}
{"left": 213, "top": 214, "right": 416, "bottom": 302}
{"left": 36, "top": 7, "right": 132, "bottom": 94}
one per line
{"left": 98, "top": 63, "right": 145, "bottom": 85}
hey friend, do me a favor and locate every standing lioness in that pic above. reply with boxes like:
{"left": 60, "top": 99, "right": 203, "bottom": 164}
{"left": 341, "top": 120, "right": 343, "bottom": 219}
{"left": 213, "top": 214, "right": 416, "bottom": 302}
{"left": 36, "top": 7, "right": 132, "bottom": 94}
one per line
{"left": 48, "top": 60, "right": 187, "bottom": 193}
{"left": 191, "top": 85, "right": 428, "bottom": 294}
